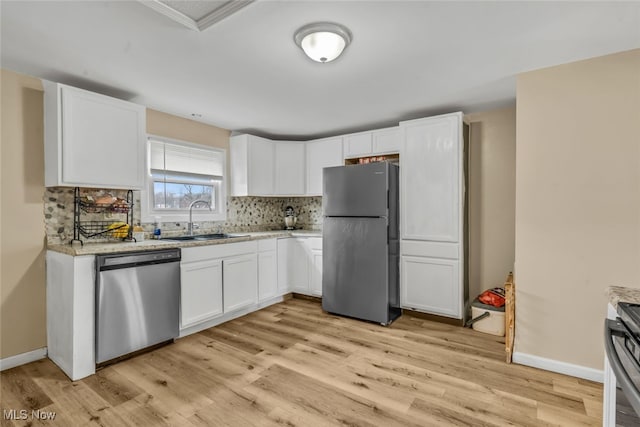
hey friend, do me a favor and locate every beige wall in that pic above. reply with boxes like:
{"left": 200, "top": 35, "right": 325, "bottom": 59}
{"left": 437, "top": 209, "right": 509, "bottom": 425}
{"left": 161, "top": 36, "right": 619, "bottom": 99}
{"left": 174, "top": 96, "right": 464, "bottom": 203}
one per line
{"left": 146, "top": 109, "right": 230, "bottom": 151}
{"left": 515, "top": 49, "right": 640, "bottom": 370}
{"left": 1, "top": 69, "right": 47, "bottom": 359}
{"left": 466, "top": 107, "right": 516, "bottom": 300}
{"left": 0, "top": 71, "right": 231, "bottom": 360}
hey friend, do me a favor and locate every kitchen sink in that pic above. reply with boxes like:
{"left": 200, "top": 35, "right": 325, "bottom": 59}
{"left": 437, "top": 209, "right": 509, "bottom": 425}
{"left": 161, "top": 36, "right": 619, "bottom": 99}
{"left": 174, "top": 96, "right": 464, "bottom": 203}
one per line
{"left": 164, "top": 233, "right": 247, "bottom": 241}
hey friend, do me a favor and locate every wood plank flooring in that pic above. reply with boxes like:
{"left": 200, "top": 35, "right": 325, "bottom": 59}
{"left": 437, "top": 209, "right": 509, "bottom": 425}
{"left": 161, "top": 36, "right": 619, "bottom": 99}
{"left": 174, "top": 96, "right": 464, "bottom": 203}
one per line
{"left": 0, "top": 298, "right": 602, "bottom": 426}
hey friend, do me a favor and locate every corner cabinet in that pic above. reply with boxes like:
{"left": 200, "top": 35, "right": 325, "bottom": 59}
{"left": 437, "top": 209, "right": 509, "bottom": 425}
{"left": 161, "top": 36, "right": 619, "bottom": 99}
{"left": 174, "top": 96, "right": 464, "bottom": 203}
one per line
{"left": 274, "top": 141, "right": 306, "bottom": 196}
{"left": 229, "top": 136, "right": 306, "bottom": 196}
{"left": 306, "top": 137, "right": 343, "bottom": 195}
{"left": 277, "top": 237, "right": 322, "bottom": 297}
{"left": 43, "top": 81, "right": 146, "bottom": 189}
{"left": 400, "top": 112, "right": 467, "bottom": 319}
{"left": 229, "top": 134, "right": 275, "bottom": 196}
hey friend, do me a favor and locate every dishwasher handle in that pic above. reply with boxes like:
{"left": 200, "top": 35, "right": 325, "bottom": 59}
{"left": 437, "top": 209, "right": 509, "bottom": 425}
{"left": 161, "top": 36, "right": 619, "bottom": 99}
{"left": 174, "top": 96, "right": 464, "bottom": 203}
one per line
{"left": 96, "top": 248, "right": 181, "bottom": 271}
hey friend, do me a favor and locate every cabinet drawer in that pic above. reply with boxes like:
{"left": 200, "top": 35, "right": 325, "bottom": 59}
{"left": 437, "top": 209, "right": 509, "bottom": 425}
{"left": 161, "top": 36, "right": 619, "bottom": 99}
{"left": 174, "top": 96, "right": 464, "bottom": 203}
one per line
{"left": 181, "top": 241, "right": 257, "bottom": 263}
{"left": 401, "top": 240, "right": 459, "bottom": 260}
{"left": 258, "top": 238, "right": 277, "bottom": 252}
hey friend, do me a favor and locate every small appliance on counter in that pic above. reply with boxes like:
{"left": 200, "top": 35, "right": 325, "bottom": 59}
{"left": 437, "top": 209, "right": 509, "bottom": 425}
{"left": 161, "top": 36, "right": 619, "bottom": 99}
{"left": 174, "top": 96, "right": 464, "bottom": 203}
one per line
{"left": 284, "top": 206, "right": 297, "bottom": 230}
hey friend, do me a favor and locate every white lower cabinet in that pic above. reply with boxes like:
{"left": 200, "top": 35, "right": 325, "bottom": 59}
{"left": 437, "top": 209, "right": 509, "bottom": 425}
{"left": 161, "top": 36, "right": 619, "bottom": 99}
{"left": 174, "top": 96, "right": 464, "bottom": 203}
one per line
{"left": 309, "top": 249, "right": 323, "bottom": 296}
{"left": 277, "top": 238, "right": 292, "bottom": 295}
{"left": 46, "top": 251, "right": 96, "bottom": 381}
{"left": 180, "top": 259, "right": 223, "bottom": 328}
{"left": 223, "top": 253, "right": 258, "bottom": 312}
{"left": 180, "top": 241, "right": 258, "bottom": 333}
{"left": 258, "top": 239, "right": 278, "bottom": 301}
{"left": 277, "top": 237, "right": 322, "bottom": 296}
{"left": 291, "top": 239, "right": 310, "bottom": 293}
{"left": 401, "top": 255, "right": 460, "bottom": 318}
{"left": 46, "top": 236, "right": 322, "bottom": 380}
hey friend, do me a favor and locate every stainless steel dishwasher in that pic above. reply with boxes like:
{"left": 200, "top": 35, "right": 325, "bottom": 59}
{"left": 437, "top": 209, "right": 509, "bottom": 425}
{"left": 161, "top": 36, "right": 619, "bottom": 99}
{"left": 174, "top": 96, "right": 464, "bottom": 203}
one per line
{"left": 95, "top": 248, "right": 180, "bottom": 364}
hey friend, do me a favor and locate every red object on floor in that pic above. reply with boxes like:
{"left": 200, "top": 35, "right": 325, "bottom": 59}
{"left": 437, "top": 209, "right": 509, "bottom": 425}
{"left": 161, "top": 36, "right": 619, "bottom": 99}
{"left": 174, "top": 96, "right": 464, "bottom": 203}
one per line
{"left": 478, "top": 287, "right": 506, "bottom": 308}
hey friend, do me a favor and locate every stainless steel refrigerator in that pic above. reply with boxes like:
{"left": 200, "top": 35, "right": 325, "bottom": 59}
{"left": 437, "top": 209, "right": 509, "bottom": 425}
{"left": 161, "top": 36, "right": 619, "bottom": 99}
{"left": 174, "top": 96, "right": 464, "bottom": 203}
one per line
{"left": 322, "top": 162, "right": 400, "bottom": 325}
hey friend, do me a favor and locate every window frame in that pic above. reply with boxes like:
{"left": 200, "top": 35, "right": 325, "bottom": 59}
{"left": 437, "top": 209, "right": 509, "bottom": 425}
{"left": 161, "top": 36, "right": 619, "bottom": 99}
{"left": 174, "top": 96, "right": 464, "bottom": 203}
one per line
{"left": 141, "top": 135, "right": 227, "bottom": 223}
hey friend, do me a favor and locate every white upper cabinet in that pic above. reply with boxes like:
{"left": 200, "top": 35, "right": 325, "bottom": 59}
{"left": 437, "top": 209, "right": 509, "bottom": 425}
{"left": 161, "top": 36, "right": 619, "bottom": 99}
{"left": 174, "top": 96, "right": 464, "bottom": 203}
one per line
{"left": 44, "top": 82, "right": 146, "bottom": 189}
{"left": 306, "top": 137, "right": 343, "bottom": 196}
{"left": 343, "top": 132, "right": 372, "bottom": 158}
{"left": 400, "top": 113, "right": 462, "bottom": 242}
{"left": 274, "top": 141, "right": 305, "bottom": 196}
{"left": 372, "top": 127, "right": 401, "bottom": 154}
{"left": 230, "top": 134, "right": 275, "bottom": 196}
{"left": 230, "top": 136, "right": 305, "bottom": 196}
{"left": 343, "top": 127, "right": 401, "bottom": 159}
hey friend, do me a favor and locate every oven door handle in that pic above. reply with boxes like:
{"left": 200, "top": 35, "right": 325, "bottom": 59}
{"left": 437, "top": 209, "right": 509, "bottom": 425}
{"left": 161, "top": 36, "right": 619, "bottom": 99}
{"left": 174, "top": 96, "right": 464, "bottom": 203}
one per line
{"left": 605, "top": 319, "right": 640, "bottom": 417}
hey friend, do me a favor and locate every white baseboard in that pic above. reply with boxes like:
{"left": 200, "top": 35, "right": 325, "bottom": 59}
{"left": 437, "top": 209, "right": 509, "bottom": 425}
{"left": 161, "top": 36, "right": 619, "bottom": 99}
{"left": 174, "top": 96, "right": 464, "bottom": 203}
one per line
{"left": 513, "top": 351, "right": 603, "bottom": 383}
{"left": 0, "top": 347, "right": 47, "bottom": 371}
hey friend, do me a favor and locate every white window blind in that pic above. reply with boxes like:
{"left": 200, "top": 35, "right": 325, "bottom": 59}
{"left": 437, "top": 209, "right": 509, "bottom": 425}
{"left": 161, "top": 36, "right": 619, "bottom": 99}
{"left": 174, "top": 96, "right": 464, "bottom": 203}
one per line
{"left": 143, "top": 137, "right": 227, "bottom": 222}
{"left": 149, "top": 140, "right": 224, "bottom": 178}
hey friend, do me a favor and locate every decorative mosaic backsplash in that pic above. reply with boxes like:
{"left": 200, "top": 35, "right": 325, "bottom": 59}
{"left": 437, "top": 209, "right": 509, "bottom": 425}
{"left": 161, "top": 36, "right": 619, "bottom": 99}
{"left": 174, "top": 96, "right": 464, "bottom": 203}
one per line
{"left": 44, "top": 187, "right": 322, "bottom": 245}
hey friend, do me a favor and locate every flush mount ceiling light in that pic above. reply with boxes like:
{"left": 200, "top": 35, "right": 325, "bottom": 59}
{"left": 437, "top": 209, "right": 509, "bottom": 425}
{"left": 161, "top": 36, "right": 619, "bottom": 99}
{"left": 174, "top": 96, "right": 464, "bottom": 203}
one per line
{"left": 294, "top": 22, "right": 352, "bottom": 63}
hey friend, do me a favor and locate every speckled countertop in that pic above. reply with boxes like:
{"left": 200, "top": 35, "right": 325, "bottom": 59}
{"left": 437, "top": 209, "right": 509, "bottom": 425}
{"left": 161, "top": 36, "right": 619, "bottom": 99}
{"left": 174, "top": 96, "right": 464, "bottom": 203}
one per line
{"left": 48, "top": 230, "right": 322, "bottom": 256}
{"left": 607, "top": 286, "right": 640, "bottom": 308}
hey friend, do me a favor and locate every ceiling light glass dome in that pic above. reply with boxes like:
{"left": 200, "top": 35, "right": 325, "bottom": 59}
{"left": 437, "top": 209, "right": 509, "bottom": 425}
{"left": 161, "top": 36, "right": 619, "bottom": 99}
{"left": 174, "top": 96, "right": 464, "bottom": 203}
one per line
{"left": 294, "top": 22, "right": 352, "bottom": 63}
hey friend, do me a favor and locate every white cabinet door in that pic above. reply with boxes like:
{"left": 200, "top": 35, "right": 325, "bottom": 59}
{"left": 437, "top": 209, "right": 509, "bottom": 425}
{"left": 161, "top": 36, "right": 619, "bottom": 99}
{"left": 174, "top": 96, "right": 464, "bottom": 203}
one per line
{"left": 309, "top": 249, "right": 323, "bottom": 296}
{"left": 223, "top": 253, "right": 258, "bottom": 313}
{"left": 344, "top": 132, "right": 373, "bottom": 158}
{"left": 277, "top": 239, "right": 291, "bottom": 295}
{"left": 258, "top": 250, "right": 278, "bottom": 301}
{"left": 181, "top": 259, "right": 223, "bottom": 328}
{"left": 401, "top": 256, "right": 460, "bottom": 318}
{"left": 44, "top": 82, "right": 145, "bottom": 189}
{"left": 249, "top": 137, "right": 275, "bottom": 195}
{"left": 400, "top": 113, "right": 461, "bottom": 242}
{"left": 372, "top": 127, "right": 401, "bottom": 154}
{"left": 290, "top": 238, "right": 310, "bottom": 293}
{"left": 274, "top": 142, "right": 305, "bottom": 195}
{"left": 305, "top": 137, "right": 343, "bottom": 195}
{"left": 229, "top": 135, "right": 274, "bottom": 196}
{"left": 306, "top": 237, "right": 323, "bottom": 296}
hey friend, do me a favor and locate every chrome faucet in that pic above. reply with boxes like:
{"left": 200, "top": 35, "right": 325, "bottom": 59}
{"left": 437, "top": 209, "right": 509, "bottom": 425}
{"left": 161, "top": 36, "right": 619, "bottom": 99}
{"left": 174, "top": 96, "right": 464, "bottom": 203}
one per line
{"left": 187, "top": 199, "right": 211, "bottom": 236}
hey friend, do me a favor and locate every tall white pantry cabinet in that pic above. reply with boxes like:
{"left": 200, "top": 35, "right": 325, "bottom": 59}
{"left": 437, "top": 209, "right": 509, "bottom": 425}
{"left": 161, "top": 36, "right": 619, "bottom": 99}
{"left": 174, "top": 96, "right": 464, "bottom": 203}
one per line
{"left": 399, "top": 112, "right": 468, "bottom": 320}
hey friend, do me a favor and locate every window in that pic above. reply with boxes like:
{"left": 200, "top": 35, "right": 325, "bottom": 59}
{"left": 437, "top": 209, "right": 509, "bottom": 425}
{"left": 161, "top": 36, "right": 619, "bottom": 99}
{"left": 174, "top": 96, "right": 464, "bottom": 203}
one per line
{"left": 142, "top": 136, "right": 226, "bottom": 222}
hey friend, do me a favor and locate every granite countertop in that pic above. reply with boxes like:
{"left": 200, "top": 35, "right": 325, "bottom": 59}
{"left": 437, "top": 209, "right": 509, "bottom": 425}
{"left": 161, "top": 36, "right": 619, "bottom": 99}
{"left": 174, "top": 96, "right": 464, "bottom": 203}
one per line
{"left": 607, "top": 286, "right": 640, "bottom": 308}
{"left": 48, "top": 229, "right": 322, "bottom": 256}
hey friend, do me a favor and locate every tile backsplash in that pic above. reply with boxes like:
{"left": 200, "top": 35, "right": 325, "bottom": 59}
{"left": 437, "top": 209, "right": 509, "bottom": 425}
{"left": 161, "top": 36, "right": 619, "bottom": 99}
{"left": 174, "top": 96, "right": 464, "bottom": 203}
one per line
{"left": 44, "top": 187, "right": 322, "bottom": 245}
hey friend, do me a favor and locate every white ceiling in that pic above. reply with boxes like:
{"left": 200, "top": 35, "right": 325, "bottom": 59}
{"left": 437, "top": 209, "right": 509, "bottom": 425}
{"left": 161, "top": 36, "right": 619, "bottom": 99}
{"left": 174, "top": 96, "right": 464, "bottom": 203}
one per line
{"left": 1, "top": 1, "right": 639, "bottom": 139}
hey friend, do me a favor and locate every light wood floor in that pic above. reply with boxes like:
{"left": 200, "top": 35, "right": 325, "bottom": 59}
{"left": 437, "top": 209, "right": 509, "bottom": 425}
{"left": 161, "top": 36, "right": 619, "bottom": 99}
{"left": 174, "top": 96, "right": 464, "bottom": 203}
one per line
{"left": 1, "top": 298, "right": 602, "bottom": 426}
